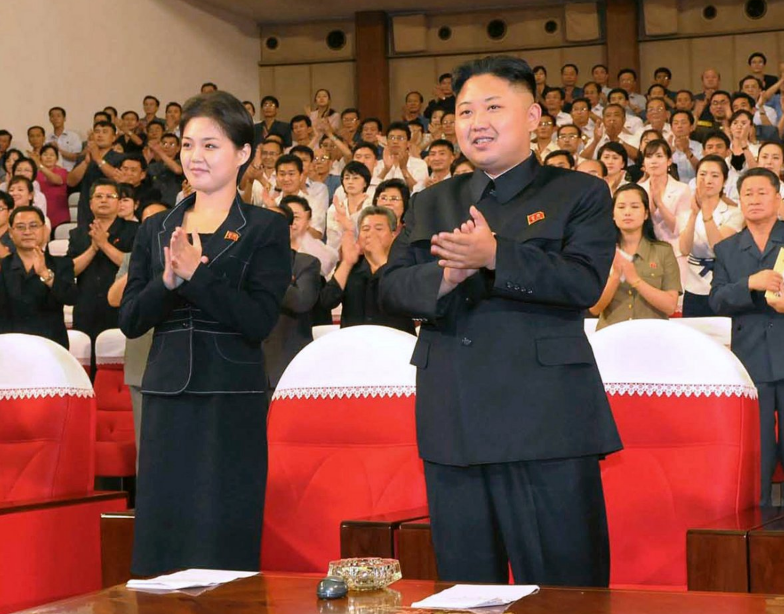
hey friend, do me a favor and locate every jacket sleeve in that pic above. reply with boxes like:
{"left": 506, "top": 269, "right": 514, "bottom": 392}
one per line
{"left": 176, "top": 212, "right": 292, "bottom": 343}
{"left": 46, "top": 257, "right": 78, "bottom": 307}
{"left": 118, "top": 218, "right": 179, "bottom": 339}
{"left": 319, "top": 275, "right": 345, "bottom": 311}
{"left": 282, "top": 255, "right": 320, "bottom": 314}
{"left": 709, "top": 241, "right": 756, "bottom": 315}
{"left": 490, "top": 179, "right": 615, "bottom": 309}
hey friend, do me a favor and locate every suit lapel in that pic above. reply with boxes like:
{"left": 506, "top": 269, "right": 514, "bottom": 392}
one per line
{"left": 201, "top": 195, "right": 248, "bottom": 267}
{"left": 156, "top": 195, "right": 191, "bottom": 269}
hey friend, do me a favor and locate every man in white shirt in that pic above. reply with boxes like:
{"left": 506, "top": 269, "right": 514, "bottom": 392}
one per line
{"left": 617, "top": 68, "right": 647, "bottom": 117}
{"left": 290, "top": 145, "right": 329, "bottom": 230}
{"left": 633, "top": 97, "right": 672, "bottom": 148}
{"left": 608, "top": 89, "right": 644, "bottom": 134}
{"left": 543, "top": 89, "right": 572, "bottom": 126}
{"left": 373, "top": 122, "right": 428, "bottom": 192}
{"left": 415, "top": 139, "right": 454, "bottom": 193}
{"left": 592, "top": 63, "right": 612, "bottom": 97}
{"left": 46, "top": 107, "right": 81, "bottom": 171}
{"left": 582, "top": 104, "right": 639, "bottom": 161}
{"left": 740, "top": 75, "right": 778, "bottom": 125}
{"left": 669, "top": 110, "right": 703, "bottom": 184}
{"left": 569, "top": 98, "right": 595, "bottom": 141}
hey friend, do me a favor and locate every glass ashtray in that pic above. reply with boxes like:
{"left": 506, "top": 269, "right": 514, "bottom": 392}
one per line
{"left": 326, "top": 557, "right": 402, "bottom": 591}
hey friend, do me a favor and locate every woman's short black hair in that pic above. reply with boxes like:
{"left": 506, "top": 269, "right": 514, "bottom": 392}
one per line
{"left": 450, "top": 155, "right": 474, "bottom": 175}
{"left": 696, "top": 154, "right": 729, "bottom": 182}
{"left": 341, "top": 160, "right": 372, "bottom": 192}
{"left": 613, "top": 183, "right": 658, "bottom": 244}
{"left": 643, "top": 138, "right": 672, "bottom": 160}
{"left": 9, "top": 205, "right": 45, "bottom": 226}
{"left": 748, "top": 52, "right": 767, "bottom": 65}
{"left": 8, "top": 176, "right": 35, "bottom": 203}
{"left": 180, "top": 91, "right": 254, "bottom": 152}
{"left": 40, "top": 143, "right": 59, "bottom": 159}
{"left": 117, "top": 183, "right": 139, "bottom": 202}
{"left": 597, "top": 141, "right": 629, "bottom": 168}
{"left": 373, "top": 178, "right": 411, "bottom": 216}
{"left": 453, "top": 55, "right": 536, "bottom": 98}
{"left": 12, "top": 156, "right": 38, "bottom": 178}
{"left": 0, "top": 190, "right": 14, "bottom": 210}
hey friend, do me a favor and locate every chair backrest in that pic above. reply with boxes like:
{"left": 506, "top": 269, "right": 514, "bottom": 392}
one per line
{"left": 312, "top": 324, "right": 339, "bottom": 340}
{"left": 94, "top": 329, "right": 129, "bottom": 412}
{"left": 0, "top": 334, "right": 96, "bottom": 501}
{"left": 67, "top": 192, "right": 80, "bottom": 207}
{"left": 67, "top": 329, "right": 91, "bottom": 370}
{"left": 262, "top": 325, "right": 425, "bottom": 573}
{"left": 670, "top": 316, "right": 732, "bottom": 348}
{"left": 48, "top": 239, "right": 69, "bottom": 257}
{"left": 590, "top": 320, "right": 759, "bottom": 590}
{"left": 53, "top": 223, "right": 77, "bottom": 241}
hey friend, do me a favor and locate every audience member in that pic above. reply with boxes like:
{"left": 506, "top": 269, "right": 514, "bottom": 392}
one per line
{"left": 653, "top": 66, "right": 676, "bottom": 102}
{"left": 200, "top": 82, "right": 218, "bottom": 93}
{"left": 450, "top": 155, "right": 474, "bottom": 176}
{"left": 46, "top": 107, "right": 81, "bottom": 171}
{"left": 669, "top": 109, "right": 702, "bottom": 184}
{"left": 0, "top": 205, "right": 76, "bottom": 348}
{"left": 34, "top": 144, "right": 69, "bottom": 228}
{"left": 531, "top": 113, "right": 557, "bottom": 161}
{"left": 11, "top": 158, "right": 48, "bottom": 214}
{"left": 373, "top": 178, "right": 410, "bottom": 231}
{"left": 560, "top": 63, "right": 583, "bottom": 111}
{"left": 728, "top": 110, "right": 759, "bottom": 172}
{"left": 544, "top": 149, "right": 575, "bottom": 169}
{"left": 164, "top": 102, "right": 182, "bottom": 137}
{"left": 532, "top": 65, "right": 553, "bottom": 106}
{"left": 577, "top": 158, "right": 607, "bottom": 178}
{"left": 627, "top": 128, "right": 663, "bottom": 183}
{"left": 583, "top": 104, "right": 638, "bottom": 161}
{"left": 749, "top": 52, "right": 780, "bottom": 90}
{"left": 543, "top": 88, "right": 571, "bottom": 126}
{"left": 617, "top": 68, "right": 647, "bottom": 117}
{"left": 598, "top": 141, "right": 629, "bottom": 195}
{"left": 608, "top": 88, "right": 644, "bottom": 133}
{"left": 147, "top": 133, "right": 184, "bottom": 207}
{"left": 0, "top": 191, "right": 15, "bottom": 257}
{"left": 139, "top": 95, "right": 161, "bottom": 132}
{"left": 592, "top": 63, "right": 611, "bottom": 95}
{"left": 117, "top": 183, "right": 139, "bottom": 221}
{"left": 569, "top": 97, "right": 595, "bottom": 141}
{"left": 254, "top": 95, "right": 292, "bottom": 148}
{"left": 424, "top": 73, "right": 455, "bottom": 118}
{"left": 244, "top": 138, "right": 283, "bottom": 202}
{"left": 421, "top": 139, "right": 454, "bottom": 190}
{"left": 290, "top": 115, "right": 318, "bottom": 151}
{"left": 375, "top": 122, "right": 428, "bottom": 191}
{"left": 26, "top": 126, "right": 46, "bottom": 158}
{"left": 308, "top": 89, "right": 341, "bottom": 139}
{"left": 402, "top": 91, "right": 428, "bottom": 130}
{"left": 290, "top": 145, "right": 329, "bottom": 233}
{"left": 326, "top": 160, "right": 372, "bottom": 251}
{"left": 591, "top": 183, "right": 680, "bottom": 328}
{"left": 555, "top": 124, "right": 584, "bottom": 163}
{"left": 116, "top": 111, "right": 146, "bottom": 152}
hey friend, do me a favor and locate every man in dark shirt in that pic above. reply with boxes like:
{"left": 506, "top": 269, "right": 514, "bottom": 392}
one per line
{"left": 321, "top": 206, "right": 414, "bottom": 334}
{"left": 147, "top": 133, "right": 183, "bottom": 207}
{"left": 254, "top": 95, "right": 293, "bottom": 149}
{"left": 68, "top": 179, "right": 138, "bottom": 346}
{"left": 118, "top": 154, "right": 161, "bottom": 215}
{"left": 0, "top": 191, "right": 15, "bottom": 257}
{"left": 424, "top": 73, "right": 456, "bottom": 119}
{"left": 67, "top": 121, "right": 124, "bottom": 227}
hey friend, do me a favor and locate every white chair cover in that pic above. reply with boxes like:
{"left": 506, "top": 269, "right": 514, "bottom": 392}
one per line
{"left": 95, "top": 329, "right": 126, "bottom": 366}
{"left": 48, "top": 239, "right": 69, "bottom": 257}
{"left": 66, "top": 330, "right": 92, "bottom": 368}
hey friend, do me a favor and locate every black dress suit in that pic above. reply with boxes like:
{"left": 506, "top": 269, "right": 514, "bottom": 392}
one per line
{"left": 380, "top": 155, "right": 622, "bottom": 586}
{"left": 254, "top": 120, "right": 292, "bottom": 149}
{"left": 263, "top": 250, "right": 321, "bottom": 390}
{"left": 0, "top": 252, "right": 77, "bottom": 348}
{"left": 710, "top": 221, "right": 784, "bottom": 505}
{"left": 118, "top": 193, "right": 291, "bottom": 576}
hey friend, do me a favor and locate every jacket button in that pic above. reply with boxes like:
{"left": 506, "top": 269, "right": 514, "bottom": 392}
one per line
{"left": 461, "top": 337, "right": 472, "bottom": 346}
{"left": 506, "top": 282, "right": 513, "bottom": 289}
{"left": 182, "top": 322, "right": 188, "bottom": 328}
{"left": 527, "top": 289, "right": 533, "bottom": 294}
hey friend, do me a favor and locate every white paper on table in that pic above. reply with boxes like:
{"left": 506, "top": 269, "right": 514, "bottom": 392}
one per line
{"left": 126, "top": 568, "right": 257, "bottom": 591}
{"left": 410, "top": 584, "right": 539, "bottom": 609}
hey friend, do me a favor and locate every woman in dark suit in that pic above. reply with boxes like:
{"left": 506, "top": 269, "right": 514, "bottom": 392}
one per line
{"left": 119, "top": 92, "right": 291, "bottom": 575}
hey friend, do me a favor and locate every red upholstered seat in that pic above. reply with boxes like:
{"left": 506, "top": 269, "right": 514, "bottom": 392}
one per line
{"left": 590, "top": 320, "right": 759, "bottom": 590}
{"left": 94, "top": 329, "right": 135, "bottom": 477}
{"left": 262, "top": 325, "right": 426, "bottom": 573}
{"left": 0, "top": 334, "right": 126, "bottom": 613}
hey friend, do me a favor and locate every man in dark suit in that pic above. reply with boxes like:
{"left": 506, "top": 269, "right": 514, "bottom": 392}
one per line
{"left": 380, "top": 56, "right": 622, "bottom": 586}
{"left": 710, "top": 167, "right": 784, "bottom": 506}
{"left": 254, "top": 95, "right": 292, "bottom": 149}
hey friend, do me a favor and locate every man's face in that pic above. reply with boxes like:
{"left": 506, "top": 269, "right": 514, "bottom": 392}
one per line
{"left": 570, "top": 101, "right": 590, "bottom": 125}
{"left": 90, "top": 184, "right": 120, "bottom": 218}
{"left": 292, "top": 152, "right": 312, "bottom": 176}
{"left": 654, "top": 71, "right": 671, "bottom": 88}
{"left": 544, "top": 90, "right": 564, "bottom": 115}
{"left": 119, "top": 161, "right": 145, "bottom": 186}
{"left": 608, "top": 92, "right": 628, "bottom": 108}
{"left": 440, "top": 76, "right": 453, "bottom": 97}
{"left": 313, "top": 148, "right": 331, "bottom": 174}
{"left": 671, "top": 113, "right": 692, "bottom": 137}
{"left": 603, "top": 107, "right": 625, "bottom": 135}
{"left": 353, "top": 148, "right": 376, "bottom": 173}
{"left": 276, "top": 162, "right": 301, "bottom": 194}
{"left": 10, "top": 211, "right": 45, "bottom": 250}
{"left": 386, "top": 129, "right": 409, "bottom": 155}
{"left": 577, "top": 160, "right": 604, "bottom": 178}
{"left": 49, "top": 109, "right": 65, "bottom": 129}
{"left": 376, "top": 189, "right": 405, "bottom": 223}
{"left": 289, "top": 202, "right": 310, "bottom": 238}
{"left": 455, "top": 74, "right": 540, "bottom": 177}
{"left": 732, "top": 98, "right": 753, "bottom": 114}
{"left": 556, "top": 127, "right": 581, "bottom": 154}
{"left": 161, "top": 136, "right": 180, "bottom": 158}
{"left": 427, "top": 145, "right": 454, "bottom": 172}
{"left": 592, "top": 66, "right": 608, "bottom": 85}
{"left": 742, "top": 78, "right": 761, "bottom": 100}
{"left": 0, "top": 135, "right": 10, "bottom": 154}
{"left": 166, "top": 106, "right": 181, "bottom": 127}
{"left": 27, "top": 128, "right": 45, "bottom": 150}
{"left": 0, "top": 200, "right": 9, "bottom": 229}
{"left": 535, "top": 117, "right": 555, "bottom": 141}
{"left": 740, "top": 176, "right": 780, "bottom": 223}
{"left": 359, "top": 214, "right": 394, "bottom": 256}
{"left": 561, "top": 66, "right": 577, "bottom": 87}
{"left": 703, "top": 137, "right": 728, "bottom": 158}
{"left": 123, "top": 114, "right": 139, "bottom": 132}
{"left": 441, "top": 114, "right": 456, "bottom": 137}
{"left": 710, "top": 94, "right": 731, "bottom": 120}
{"left": 342, "top": 112, "right": 359, "bottom": 130}
{"left": 143, "top": 98, "right": 159, "bottom": 115}
{"left": 702, "top": 70, "right": 720, "bottom": 90}
{"left": 361, "top": 122, "right": 380, "bottom": 143}
{"left": 292, "top": 120, "right": 311, "bottom": 142}
{"left": 93, "top": 125, "right": 115, "bottom": 148}
{"left": 262, "top": 100, "right": 278, "bottom": 119}
{"left": 405, "top": 93, "right": 422, "bottom": 114}
{"left": 646, "top": 100, "right": 668, "bottom": 126}
{"left": 261, "top": 143, "right": 281, "bottom": 169}
{"left": 675, "top": 92, "right": 694, "bottom": 110}
{"left": 147, "top": 123, "right": 164, "bottom": 143}
{"left": 545, "top": 155, "right": 571, "bottom": 169}
{"left": 618, "top": 72, "right": 636, "bottom": 93}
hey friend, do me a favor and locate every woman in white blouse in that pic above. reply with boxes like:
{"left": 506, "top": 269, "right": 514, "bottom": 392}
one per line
{"left": 678, "top": 155, "right": 744, "bottom": 316}
{"left": 638, "top": 139, "right": 692, "bottom": 286}
{"left": 325, "top": 161, "right": 372, "bottom": 251}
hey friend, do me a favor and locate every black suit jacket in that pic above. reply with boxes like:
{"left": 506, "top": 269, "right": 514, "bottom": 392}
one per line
{"left": 380, "top": 156, "right": 622, "bottom": 466}
{"left": 118, "top": 193, "right": 291, "bottom": 395}
{"left": 709, "top": 222, "right": 784, "bottom": 383}
{"left": 0, "top": 252, "right": 77, "bottom": 348}
{"left": 254, "top": 120, "right": 293, "bottom": 149}
{"left": 263, "top": 250, "right": 321, "bottom": 389}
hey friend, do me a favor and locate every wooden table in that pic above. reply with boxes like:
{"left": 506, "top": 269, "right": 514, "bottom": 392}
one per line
{"left": 18, "top": 572, "right": 784, "bottom": 613}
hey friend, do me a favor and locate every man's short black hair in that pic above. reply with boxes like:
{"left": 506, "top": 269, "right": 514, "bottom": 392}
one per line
{"left": 544, "top": 149, "right": 575, "bottom": 168}
{"left": 261, "top": 95, "right": 279, "bottom": 108}
{"left": 654, "top": 67, "right": 672, "bottom": 79}
{"left": 386, "top": 121, "right": 411, "bottom": 140}
{"left": 121, "top": 153, "right": 148, "bottom": 172}
{"left": 670, "top": 109, "right": 695, "bottom": 124}
{"left": 438, "top": 73, "right": 452, "bottom": 83}
{"left": 617, "top": 68, "right": 637, "bottom": 81}
{"left": 166, "top": 101, "right": 182, "bottom": 112}
{"left": 407, "top": 119, "right": 425, "bottom": 131}
{"left": 732, "top": 92, "right": 756, "bottom": 108}
{"left": 360, "top": 118, "right": 383, "bottom": 132}
{"left": 532, "top": 64, "right": 547, "bottom": 75}
{"left": 561, "top": 63, "right": 579, "bottom": 74}
{"left": 290, "top": 114, "right": 312, "bottom": 129}
{"left": 452, "top": 55, "right": 535, "bottom": 98}
{"left": 539, "top": 112, "right": 556, "bottom": 124}
{"left": 545, "top": 88, "right": 564, "bottom": 100}
{"left": 93, "top": 120, "right": 117, "bottom": 133}
{"left": 9, "top": 205, "right": 45, "bottom": 226}
{"left": 592, "top": 63, "right": 608, "bottom": 73}
{"left": 27, "top": 126, "right": 45, "bottom": 136}
{"left": 90, "top": 178, "right": 120, "bottom": 198}
{"left": 557, "top": 124, "right": 582, "bottom": 138}
{"left": 748, "top": 52, "right": 767, "bottom": 65}
{"left": 647, "top": 84, "right": 667, "bottom": 96}
{"left": 704, "top": 129, "right": 731, "bottom": 149}
{"left": 709, "top": 90, "right": 732, "bottom": 103}
{"left": 262, "top": 138, "right": 284, "bottom": 153}
{"left": 428, "top": 139, "right": 455, "bottom": 154}
{"left": 122, "top": 110, "right": 140, "bottom": 120}
{"left": 676, "top": 89, "right": 694, "bottom": 100}
{"left": 243, "top": 100, "right": 256, "bottom": 115}
{"left": 48, "top": 106, "right": 66, "bottom": 118}
{"left": 289, "top": 145, "right": 315, "bottom": 161}
{"left": 352, "top": 141, "right": 377, "bottom": 156}
{"left": 162, "top": 132, "right": 180, "bottom": 145}
{"left": 570, "top": 97, "right": 590, "bottom": 109}
{"left": 608, "top": 87, "right": 630, "bottom": 101}
{"left": 280, "top": 194, "right": 311, "bottom": 217}
{"left": 93, "top": 112, "right": 111, "bottom": 123}
{"left": 738, "top": 166, "right": 779, "bottom": 194}
{"left": 341, "top": 107, "right": 360, "bottom": 118}
{"left": 201, "top": 82, "right": 218, "bottom": 91}
{"left": 0, "top": 130, "right": 12, "bottom": 141}
{"left": 739, "top": 74, "right": 763, "bottom": 89}
{"left": 0, "top": 190, "right": 14, "bottom": 210}
{"left": 104, "top": 106, "right": 118, "bottom": 117}
{"left": 147, "top": 119, "right": 166, "bottom": 132}
{"left": 275, "top": 153, "right": 303, "bottom": 174}
{"left": 341, "top": 160, "right": 373, "bottom": 190}
{"left": 406, "top": 91, "right": 424, "bottom": 103}
{"left": 646, "top": 96, "right": 667, "bottom": 110}
{"left": 144, "top": 95, "right": 160, "bottom": 107}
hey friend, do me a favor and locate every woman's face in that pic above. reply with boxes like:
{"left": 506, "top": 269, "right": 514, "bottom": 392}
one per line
{"left": 8, "top": 182, "right": 33, "bottom": 207}
{"left": 731, "top": 114, "right": 752, "bottom": 140}
{"left": 180, "top": 117, "right": 250, "bottom": 194}
{"left": 429, "top": 111, "right": 444, "bottom": 135}
{"left": 600, "top": 150, "right": 625, "bottom": 177}
{"left": 696, "top": 161, "right": 726, "bottom": 197}
{"left": 4, "top": 152, "right": 20, "bottom": 175}
{"left": 644, "top": 147, "right": 670, "bottom": 177}
{"left": 342, "top": 171, "right": 367, "bottom": 196}
{"left": 118, "top": 196, "right": 136, "bottom": 220}
{"left": 534, "top": 69, "right": 546, "bottom": 85}
{"left": 376, "top": 188, "right": 404, "bottom": 223}
{"left": 441, "top": 114, "right": 456, "bottom": 137}
{"left": 315, "top": 90, "right": 330, "bottom": 107}
{"left": 613, "top": 189, "right": 647, "bottom": 232}
{"left": 452, "top": 161, "right": 474, "bottom": 176}
{"left": 14, "top": 161, "right": 35, "bottom": 180}
{"left": 758, "top": 145, "right": 784, "bottom": 176}
{"left": 40, "top": 148, "right": 58, "bottom": 169}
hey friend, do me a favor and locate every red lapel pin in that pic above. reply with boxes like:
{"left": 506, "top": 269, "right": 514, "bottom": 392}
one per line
{"left": 527, "top": 211, "right": 545, "bottom": 225}
{"left": 224, "top": 231, "right": 240, "bottom": 242}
